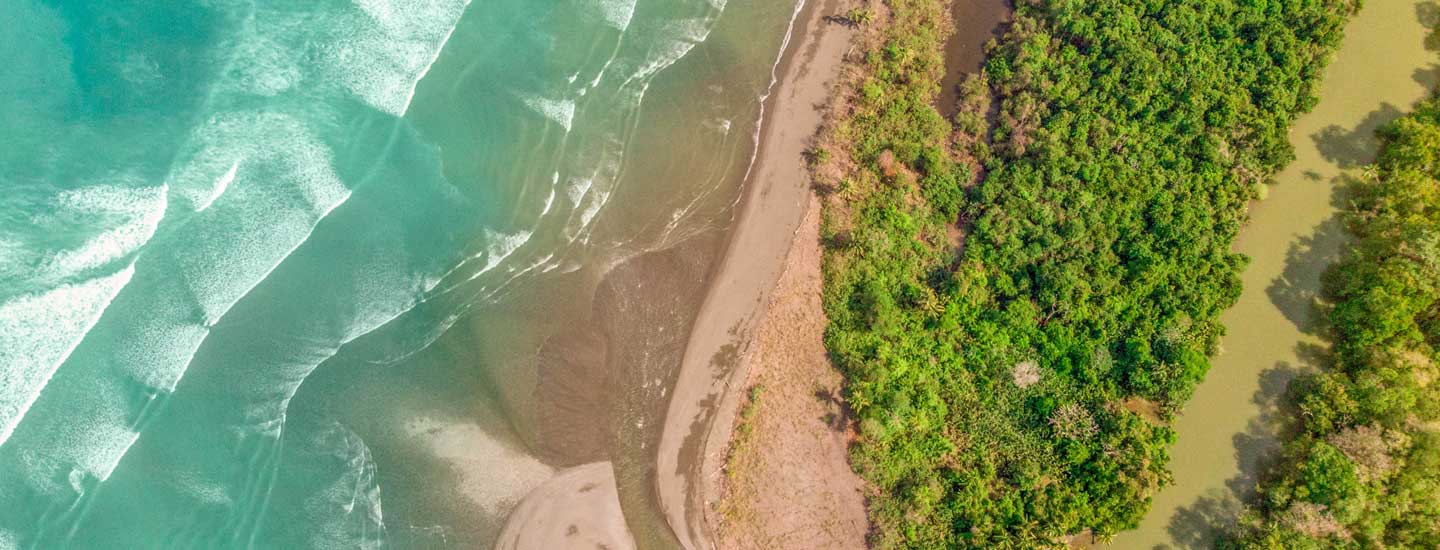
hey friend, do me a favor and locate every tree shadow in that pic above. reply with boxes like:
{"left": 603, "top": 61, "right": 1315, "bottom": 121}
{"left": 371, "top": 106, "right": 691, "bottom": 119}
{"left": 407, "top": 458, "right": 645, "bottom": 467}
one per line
{"left": 814, "top": 384, "right": 853, "bottom": 432}
{"left": 1419, "top": 1, "right": 1440, "bottom": 48}
{"left": 1415, "top": 63, "right": 1440, "bottom": 91}
{"left": 1311, "top": 104, "right": 1404, "bottom": 169}
{"left": 1264, "top": 180, "right": 1350, "bottom": 335}
{"left": 1227, "top": 362, "right": 1308, "bottom": 496}
{"left": 1163, "top": 487, "right": 1243, "bottom": 550}
{"left": 1163, "top": 360, "right": 1306, "bottom": 549}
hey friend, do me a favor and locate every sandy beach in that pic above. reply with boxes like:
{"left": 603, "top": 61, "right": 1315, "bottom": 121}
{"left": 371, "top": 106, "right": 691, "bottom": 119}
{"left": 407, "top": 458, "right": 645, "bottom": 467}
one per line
{"left": 705, "top": 194, "right": 869, "bottom": 549}
{"left": 653, "top": 0, "right": 861, "bottom": 548}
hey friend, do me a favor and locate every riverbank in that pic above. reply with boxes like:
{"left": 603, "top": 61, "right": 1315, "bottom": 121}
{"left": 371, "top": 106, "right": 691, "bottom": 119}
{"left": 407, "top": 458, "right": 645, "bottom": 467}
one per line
{"left": 653, "top": 0, "right": 859, "bottom": 548}
{"left": 814, "top": 0, "right": 1358, "bottom": 545}
{"left": 1107, "top": 0, "right": 1440, "bottom": 546}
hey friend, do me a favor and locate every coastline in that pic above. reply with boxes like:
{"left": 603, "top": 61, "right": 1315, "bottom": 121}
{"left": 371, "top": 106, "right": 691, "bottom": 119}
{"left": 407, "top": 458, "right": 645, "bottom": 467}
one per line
{"left": 704, "top": 195, "right": 870, "bottom": 549}
{"left": 652, "top": 0, "right": 858, "bottom": 548}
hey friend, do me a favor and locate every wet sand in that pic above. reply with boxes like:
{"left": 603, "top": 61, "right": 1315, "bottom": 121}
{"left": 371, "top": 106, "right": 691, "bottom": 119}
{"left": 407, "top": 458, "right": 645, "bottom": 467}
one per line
{"left": 704, "top": 195, "right": 869, "bottom": 549}
{"left": 494, "top": 462, "right": 636, "bottom": 550}
{"left": 653, "top": 0, "right": 858, "bottom": 548}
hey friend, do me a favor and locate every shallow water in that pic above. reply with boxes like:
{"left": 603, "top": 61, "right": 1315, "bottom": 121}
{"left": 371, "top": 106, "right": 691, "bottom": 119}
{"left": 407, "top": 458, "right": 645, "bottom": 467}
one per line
{"left": 1107, "top": 1, "right": 1440, "bottom": 548}
{"left": 936, "top": 0, "right": 1009, "bottom": 119}
{"left": 0, "top": 0, "right": 800, "bottom": 547}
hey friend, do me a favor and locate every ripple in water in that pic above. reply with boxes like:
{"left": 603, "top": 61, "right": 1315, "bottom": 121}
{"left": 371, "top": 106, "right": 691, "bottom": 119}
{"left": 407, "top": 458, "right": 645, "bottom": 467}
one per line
{"left": 0, "top": 0, "right": 800, "bottom": 547}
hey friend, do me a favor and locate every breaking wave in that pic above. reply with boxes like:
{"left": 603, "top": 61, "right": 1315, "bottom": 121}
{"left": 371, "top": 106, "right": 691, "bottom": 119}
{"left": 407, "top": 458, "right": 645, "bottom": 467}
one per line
{"left": 0, "top": 0, "right": 768, "bottom": 546}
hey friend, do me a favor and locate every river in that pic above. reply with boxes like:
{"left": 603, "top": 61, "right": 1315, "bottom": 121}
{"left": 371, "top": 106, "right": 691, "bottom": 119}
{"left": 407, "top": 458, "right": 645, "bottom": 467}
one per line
{"left": 1109, "top": 0, "right": 1440, "bottom": 547}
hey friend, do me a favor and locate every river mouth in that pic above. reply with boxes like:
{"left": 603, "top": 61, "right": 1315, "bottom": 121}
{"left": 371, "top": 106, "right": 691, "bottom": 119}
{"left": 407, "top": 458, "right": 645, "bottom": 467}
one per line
{"left": 1106, "top": 0, "right": 1440, "bottom": 547}
{"left": 0, "top": 1, "right": 808, "bottom": 548}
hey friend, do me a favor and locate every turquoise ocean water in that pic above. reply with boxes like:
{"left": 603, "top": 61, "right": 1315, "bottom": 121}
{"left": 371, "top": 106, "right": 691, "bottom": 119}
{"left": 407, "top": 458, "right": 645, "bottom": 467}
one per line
{"left": 0, "top": 0, "right": 801, "bottom": 547}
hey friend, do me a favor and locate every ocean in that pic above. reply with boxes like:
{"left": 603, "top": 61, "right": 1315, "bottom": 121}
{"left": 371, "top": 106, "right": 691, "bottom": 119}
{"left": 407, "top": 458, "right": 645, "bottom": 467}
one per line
{"left": 0, "top": 0, "right": 803, "bottom": 547}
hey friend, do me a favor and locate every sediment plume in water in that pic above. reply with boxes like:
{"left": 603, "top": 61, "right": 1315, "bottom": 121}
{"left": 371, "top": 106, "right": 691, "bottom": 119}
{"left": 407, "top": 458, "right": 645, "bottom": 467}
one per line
{"left": 0, "top": 0, "right": 805, "bottom": 547}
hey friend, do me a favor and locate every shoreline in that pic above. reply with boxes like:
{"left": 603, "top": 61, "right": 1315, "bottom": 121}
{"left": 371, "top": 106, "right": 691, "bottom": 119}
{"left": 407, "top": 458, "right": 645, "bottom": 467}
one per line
{"left": 1106, "top": 1, "right": 1440, "bottom": 545}
{"left": 703, "top": 193, "right": 870, "bottom": 550}
{"left": 652, "top": 0, "right": 858, "bottom": 547}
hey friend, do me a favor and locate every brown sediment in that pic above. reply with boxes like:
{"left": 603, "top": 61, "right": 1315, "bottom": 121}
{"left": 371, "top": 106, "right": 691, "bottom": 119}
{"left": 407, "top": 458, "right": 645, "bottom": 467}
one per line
{"left": 533, "top": 234, "right": 726, "bottom": 548}
{"left": 935, "top": 0, "right": 1011, "bottom": 120}
{"left": 652, "top": 0, "right": 860, "bottom": 548}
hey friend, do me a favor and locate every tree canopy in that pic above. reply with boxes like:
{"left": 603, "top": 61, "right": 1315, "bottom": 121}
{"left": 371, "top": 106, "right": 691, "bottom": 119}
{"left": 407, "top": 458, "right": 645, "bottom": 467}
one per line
{"left": 1228, "top": 92, "right": 1440, "bottom": 550}
{"left": 815, "top": 0, "right": 1357, "bottom": 546}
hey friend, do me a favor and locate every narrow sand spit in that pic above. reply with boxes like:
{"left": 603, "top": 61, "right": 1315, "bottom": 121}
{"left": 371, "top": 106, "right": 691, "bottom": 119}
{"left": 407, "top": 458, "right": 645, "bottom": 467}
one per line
{"left": 494, "top": 462, "right": 636, "bottom": 550}
{"left": 653, "top": 0, "right": 858, "bottom": 548}
{"left": 706, "top": 195, "right": 868, "bottom": 549}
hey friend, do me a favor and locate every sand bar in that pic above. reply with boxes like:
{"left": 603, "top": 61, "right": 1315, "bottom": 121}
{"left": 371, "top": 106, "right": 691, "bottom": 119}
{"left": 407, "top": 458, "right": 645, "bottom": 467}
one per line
{"left": 653, "top": 0, "right": 857, "bottom": 548}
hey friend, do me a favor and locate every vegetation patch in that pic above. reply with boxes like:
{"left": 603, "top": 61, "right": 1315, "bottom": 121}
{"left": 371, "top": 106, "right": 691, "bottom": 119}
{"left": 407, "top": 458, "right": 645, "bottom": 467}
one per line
{"left": 1228, "top": 93, "right": 1440, "bottom": 549}
{"left": 718, "top": 384, "right": 766, "bottom": 523}
{"left": 813, "top": 0, "right": 1357, "bottom": 546}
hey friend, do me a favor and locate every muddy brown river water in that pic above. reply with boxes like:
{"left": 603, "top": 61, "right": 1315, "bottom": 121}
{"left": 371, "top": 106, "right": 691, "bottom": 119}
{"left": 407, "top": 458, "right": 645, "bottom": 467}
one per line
{"left": 1108, "top": 1, "right": 1440, "bottom": 547}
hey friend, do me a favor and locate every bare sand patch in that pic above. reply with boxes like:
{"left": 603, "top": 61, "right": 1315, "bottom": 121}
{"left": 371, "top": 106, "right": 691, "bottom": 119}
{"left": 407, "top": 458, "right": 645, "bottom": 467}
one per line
{"left": 706, "top": 196, "right": 868, "bottom": 550}
{"left": 652, "top": 0, "right": 861, "bottom": 548}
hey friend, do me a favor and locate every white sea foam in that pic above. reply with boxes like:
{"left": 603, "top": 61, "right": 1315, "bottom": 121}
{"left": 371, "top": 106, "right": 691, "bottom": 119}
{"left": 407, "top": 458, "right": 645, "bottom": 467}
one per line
{"left": 334, "top": 240, "right": 431, "bottom": 344}
{"left": 175, "top": 470, "right": 232, "bottom": 506}
{"left": 168, "top": 144, "right": 241, "bottom": 212}
{"left": 209, "top": 0, "right": 468, "bottom": 116}
{"left": 225, "top": 35, "right": 303, "bottom": 97}
{"left": 0, "top": 239, "right": 21, "bottom": 278}
{"left": 38, "top": 382, "right": 149, "bottom": 484}
{"left": 116, "top": 309, "right": 208, "bottom": 392}
{"left": 15, "top": 110, "right": 357, "bottom": 495}
{"left": 618, "top": 18, "right": 717, "bottom": 96}
{"left": 670, "top": 17, "right": 714, "bottom": 43}
{"left": 0, "top": 265, "right": 134, "bottom": 447}
{"left": 303, "top": 423, "right": 386, "bottom": 549}
{"left": 56, "top": 184, "right": 161, "bottom": 213}
{"left": 575, "top": 190, "right": 610, "bottom": 234}
{"left": 183, "top": 210, "right": 323, "bottom": 328}
{"left": 172, "top": 112, "right": 353, "bottom": 325}
{"left": 0, "top": 0, "right": 480, "bottom": 520}
{"left": 522, "top": 95, "right": 576, "bottom": 131}
{"left": 329, "top": 0, "right": 472, "bottom": 116}
{"left": 42, "top": 185, "right": 168, "bottom": 278}
{"left": 540, "top": 184, "right": 557, "bottom": 217}
{"left": 591, "top": 0, "right": 637, "bottom": 30}
{"left": 195, "top": 160, "right": 239, "bottom": 212}
{"left": 294, "top": 166, "right": 351, "bottom": 219}
{"left": 0, "top": 278, "right": 203, "bottom": 489}
{"left": 479, "top": 229, "right": 532, "bottom": 274}
{"left": 566, "top": 177, "right": 595, "bottom": 206}
{"left": 562, "top": 162, "right": 616, "bottom": 240}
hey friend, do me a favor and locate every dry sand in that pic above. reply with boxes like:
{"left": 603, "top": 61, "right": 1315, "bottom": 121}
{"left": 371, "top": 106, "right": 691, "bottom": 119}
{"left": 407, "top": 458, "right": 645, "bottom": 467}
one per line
{"left": 653, "top": 0, "right": 862, "bottom": 548}
{"left": 706, "top": 195, "right": 868, "bottom": 549}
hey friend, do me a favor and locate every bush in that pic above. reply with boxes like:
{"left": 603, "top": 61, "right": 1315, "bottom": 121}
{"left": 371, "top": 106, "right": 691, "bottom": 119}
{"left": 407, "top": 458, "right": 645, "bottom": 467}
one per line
{"left": 819, "top": 0, "right": 1358, "bottom": 546}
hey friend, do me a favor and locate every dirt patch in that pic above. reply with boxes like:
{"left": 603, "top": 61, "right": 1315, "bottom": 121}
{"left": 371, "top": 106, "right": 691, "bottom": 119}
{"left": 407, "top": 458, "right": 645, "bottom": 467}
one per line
{"left": 705, "top": 196, "right": 869, "bottom": 550}
{"left": 1121, "top": 397, "right": 1165, "bottom": 427}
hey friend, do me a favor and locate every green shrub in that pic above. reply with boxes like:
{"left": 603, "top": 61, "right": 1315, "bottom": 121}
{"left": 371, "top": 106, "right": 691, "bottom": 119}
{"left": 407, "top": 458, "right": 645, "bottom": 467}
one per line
{"left": 820, "top": 0, "right": 1358, "bottom": 546}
